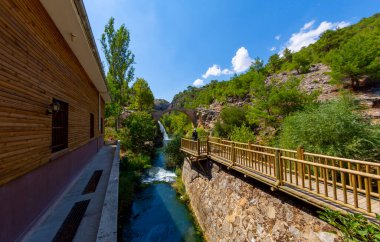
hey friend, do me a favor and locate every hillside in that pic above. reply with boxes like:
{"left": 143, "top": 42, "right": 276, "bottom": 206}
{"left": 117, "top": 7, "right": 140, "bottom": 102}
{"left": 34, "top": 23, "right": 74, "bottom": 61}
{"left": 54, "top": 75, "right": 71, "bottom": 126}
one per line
{"left": 172, "top": 13, "right": 380, "bottom": 110}
{"left": 164, "top": 13, "right": 380, "bottom": 161}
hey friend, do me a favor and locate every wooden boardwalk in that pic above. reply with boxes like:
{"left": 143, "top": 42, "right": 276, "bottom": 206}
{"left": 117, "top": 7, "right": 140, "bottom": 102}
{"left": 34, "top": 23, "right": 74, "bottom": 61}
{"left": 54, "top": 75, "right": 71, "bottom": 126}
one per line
{"left": 181, "top": 137, "right": 380, "bottom": 218}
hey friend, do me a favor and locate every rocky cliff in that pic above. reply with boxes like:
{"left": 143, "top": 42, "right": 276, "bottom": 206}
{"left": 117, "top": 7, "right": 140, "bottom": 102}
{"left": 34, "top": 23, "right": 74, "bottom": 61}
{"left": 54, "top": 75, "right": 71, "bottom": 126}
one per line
{"left": 182, "top": 160, "right": 339, "bottom": 242}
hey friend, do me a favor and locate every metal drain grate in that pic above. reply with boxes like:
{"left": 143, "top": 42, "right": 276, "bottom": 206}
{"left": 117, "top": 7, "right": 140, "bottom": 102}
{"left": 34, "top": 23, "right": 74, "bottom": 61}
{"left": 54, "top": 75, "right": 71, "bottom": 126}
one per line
{"left": 52, "top": 199, "right": 90, "bottom": 242}
{"left": 82, "top": 170, "right": 103, "bottom": 194}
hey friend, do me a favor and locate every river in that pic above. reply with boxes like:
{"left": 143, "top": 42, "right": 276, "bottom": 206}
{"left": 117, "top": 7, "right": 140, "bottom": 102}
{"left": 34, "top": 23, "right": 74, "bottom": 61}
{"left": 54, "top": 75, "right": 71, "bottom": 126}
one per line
{"left": 123, "top": 122, "right": 202, "bottom": 242}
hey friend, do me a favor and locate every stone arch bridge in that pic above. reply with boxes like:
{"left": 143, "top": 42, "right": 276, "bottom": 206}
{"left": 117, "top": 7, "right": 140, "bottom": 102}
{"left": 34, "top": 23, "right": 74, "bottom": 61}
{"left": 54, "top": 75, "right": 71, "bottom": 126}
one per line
{"left": 152, "top": 105, "right": 197, "bottom": 127}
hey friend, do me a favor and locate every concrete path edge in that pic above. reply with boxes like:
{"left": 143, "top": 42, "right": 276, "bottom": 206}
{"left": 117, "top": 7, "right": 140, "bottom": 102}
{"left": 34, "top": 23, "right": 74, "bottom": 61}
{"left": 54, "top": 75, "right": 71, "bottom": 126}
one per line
{"left": 96, "top": 141, "right": 120, "bottom": 242}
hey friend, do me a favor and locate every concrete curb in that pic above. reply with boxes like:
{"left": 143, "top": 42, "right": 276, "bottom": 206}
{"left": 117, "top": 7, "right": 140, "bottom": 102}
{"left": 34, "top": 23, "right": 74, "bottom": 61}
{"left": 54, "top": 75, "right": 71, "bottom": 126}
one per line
{"left": 96, "top": 141, "right": 120, "bottom": 242}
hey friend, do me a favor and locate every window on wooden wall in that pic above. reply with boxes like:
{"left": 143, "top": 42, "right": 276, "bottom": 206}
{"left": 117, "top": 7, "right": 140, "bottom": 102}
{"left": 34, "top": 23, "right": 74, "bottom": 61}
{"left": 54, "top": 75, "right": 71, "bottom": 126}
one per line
{"left": 90, "top": 113, "right": 94, "bottom": 138}
{"left": 52, "top": 99, "right": 68, "bottom": 153}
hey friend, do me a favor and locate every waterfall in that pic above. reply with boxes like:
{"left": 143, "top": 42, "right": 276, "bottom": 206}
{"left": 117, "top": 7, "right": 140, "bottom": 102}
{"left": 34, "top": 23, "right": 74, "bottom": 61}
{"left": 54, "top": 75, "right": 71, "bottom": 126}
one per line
{"left": 158, "top": 121, "right": 170, "bottom": 140}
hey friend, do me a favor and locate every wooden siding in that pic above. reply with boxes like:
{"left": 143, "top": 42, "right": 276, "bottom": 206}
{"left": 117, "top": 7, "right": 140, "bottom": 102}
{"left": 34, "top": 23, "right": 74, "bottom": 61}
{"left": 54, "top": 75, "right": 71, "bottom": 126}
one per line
{"left": 0, "top": 0, "right": 105, "bottom": 186}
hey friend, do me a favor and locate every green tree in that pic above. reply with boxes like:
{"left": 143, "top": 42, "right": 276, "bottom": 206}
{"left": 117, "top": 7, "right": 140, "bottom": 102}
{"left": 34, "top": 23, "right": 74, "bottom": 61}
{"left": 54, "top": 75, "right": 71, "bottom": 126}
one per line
{"left": 283, "top": 48, "right": 293, "bottom": 63}
{"left": 161, "top": 111, "right": 192, "bottom": 136}
{"left": 229, "top": 125, "right": 255, "bottom": 143}
{"left": 214, "top": 106, "right": 248, "bottom": 138}
{"left": 250, "top": 57, "right": 265, "bottom": 72}
{"left": 164, "top": 136, "right": 185, "bottom": 169}
{"left": 130, "top": 78, "right": 154, "bottom": 111}
{"left": 292, "top": 51, "right": 311, "bottom": 74}
{"left": 328, "top": 33, "right": 380, "bottom": 89}
{"left": 267, "top": 54, "right": 284, "bottom": 73}
{"left": 101, "top": 17, "right": 135, "bottom": 130}
{"left": 247, "top": 76, "right": 316, "bottom": 127}
{"left": 121, "top": 112, "right": 157, "bottom": 153}
{"left": 278, "top": 96, "right": 380, "bottom": 161}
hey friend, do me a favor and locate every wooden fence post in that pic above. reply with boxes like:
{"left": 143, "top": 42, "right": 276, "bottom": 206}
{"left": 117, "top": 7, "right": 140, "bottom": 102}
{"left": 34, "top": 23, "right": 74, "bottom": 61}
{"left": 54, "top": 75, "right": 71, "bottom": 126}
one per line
{"left": 275, "top": 149, "right": 282, "bottom": 185}
{"left": 197, "top": 139, "right": 200, "bottom": 156}
{"left": 231, "top": 142, "right": 235, "bottom": 166}
{"left": 206, "top": 136, "right": 210, "bottom": 155}
{"left": 297, "top": 146, "right": 305, "bottom": 188}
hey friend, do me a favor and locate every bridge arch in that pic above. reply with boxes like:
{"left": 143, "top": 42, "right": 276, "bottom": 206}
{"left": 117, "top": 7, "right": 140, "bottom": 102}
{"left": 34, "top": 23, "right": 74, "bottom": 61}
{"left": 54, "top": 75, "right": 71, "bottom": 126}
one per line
{"left": 152, "top": 108, "right": 198, "bottom": 127}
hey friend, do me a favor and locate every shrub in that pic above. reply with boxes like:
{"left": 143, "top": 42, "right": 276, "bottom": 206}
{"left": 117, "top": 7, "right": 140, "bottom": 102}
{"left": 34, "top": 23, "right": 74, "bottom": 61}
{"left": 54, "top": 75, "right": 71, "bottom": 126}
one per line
{"left": 185, "top": 127, "right": 209, "bottom": 139}
{"left": 318, "top": 209, "right": 380, "bottom": 241}
{"left": 104, "top": 126, "right": 119, "bottom": 141}
{"left": 161, "top": 111, "right": 192, "bottom": 136}
{"left": 164, "top": 136, "right": 185, "bottom": 169}
{"left": 121, "top": 111, "right": 157, "bottom": 153}
{"left": 278, "top": 96, "right": 380, "bottom": 161}
{"left": 120, "top": 152, "right": 152, "bottom": 172}
{"left": 229, "top": 125, "right": 255, "bottom": 143}
{"left": 214, "top": 106, "right": 248, "bottom": 138}
{"left": 247, "top": 76, "right": 317, "bottom": 128}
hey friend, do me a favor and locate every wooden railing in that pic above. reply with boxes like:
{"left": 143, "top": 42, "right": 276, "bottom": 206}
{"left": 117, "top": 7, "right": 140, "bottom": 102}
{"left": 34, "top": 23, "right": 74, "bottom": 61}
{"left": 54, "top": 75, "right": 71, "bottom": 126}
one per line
{"left": 180, "top": 137, "right": 380, "bottom": 218}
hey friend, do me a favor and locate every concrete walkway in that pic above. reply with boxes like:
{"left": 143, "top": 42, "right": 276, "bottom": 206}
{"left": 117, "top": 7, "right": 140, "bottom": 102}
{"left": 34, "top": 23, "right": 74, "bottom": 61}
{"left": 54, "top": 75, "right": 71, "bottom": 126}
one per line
{"left": 22, "top": 145, "right": 117, "bottom": 242}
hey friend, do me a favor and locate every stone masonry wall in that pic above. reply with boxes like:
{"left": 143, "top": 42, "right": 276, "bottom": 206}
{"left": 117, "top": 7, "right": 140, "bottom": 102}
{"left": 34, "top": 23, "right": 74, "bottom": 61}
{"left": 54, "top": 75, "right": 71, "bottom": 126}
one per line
{"left": 182, "top": 160, "right": 339, "bottom": 242}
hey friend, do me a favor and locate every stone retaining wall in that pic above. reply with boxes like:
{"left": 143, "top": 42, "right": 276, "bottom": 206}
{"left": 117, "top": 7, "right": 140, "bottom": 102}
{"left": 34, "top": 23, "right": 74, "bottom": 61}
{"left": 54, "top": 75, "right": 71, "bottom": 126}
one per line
{"left": 182, "top": 160, "right": 339, "bottom": 242}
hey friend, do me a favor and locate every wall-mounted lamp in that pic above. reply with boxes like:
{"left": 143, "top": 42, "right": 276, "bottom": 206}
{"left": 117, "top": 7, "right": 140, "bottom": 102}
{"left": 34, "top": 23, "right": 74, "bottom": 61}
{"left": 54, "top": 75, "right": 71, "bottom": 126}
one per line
{"left": 46, "top": 100, "right": 61, "bottom": 114}
{"left": 70, "top": 33, "right": 76, "bottom": 42}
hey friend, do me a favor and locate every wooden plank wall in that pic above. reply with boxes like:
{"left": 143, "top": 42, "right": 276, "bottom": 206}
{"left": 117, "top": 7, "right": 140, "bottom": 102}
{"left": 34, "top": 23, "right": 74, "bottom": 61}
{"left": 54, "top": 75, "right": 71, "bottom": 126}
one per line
{"left": 0, "top": 0, "right": 104, "bottom": 186}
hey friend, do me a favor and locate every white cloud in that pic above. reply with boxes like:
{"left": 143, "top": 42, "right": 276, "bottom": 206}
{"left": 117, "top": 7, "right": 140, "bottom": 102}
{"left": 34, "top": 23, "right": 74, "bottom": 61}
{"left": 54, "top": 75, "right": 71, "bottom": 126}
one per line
{"left": 301, "top": 20, "right": 315, "bottom": 31}
{"left": 275, "top": 35, "right": 281, "bottom": 40}
{"left": 193, "top": 79, "right": 204, "bottom": 87}
{"left": 202, "top": 64, "right": 233, "bottom": 79}
{"left": 197, "top": 46, "right": 253, "bottom": 85}
{"left": 222, "top": 68, "right": 233, "bottom": 75}
{"left": 202, "top": 65, "right": 221, "bottom": 78}
{"left": 270, "top": 46, "right": 277, "bottom": 52}
{"left": 336, "top": 21, "right": 350, "bottom": 29}
{"left": 285, "top": 20, "right": 350, "bottom": 52}
{"left": 231, "top": 47, "right": 252, "bottom": 73}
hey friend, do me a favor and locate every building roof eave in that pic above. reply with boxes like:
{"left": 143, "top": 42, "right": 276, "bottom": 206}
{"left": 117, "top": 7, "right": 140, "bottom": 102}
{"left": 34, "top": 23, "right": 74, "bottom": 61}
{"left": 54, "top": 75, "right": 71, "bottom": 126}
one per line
{"left": 39, "top": 0, "right": 111, "bottom": 102}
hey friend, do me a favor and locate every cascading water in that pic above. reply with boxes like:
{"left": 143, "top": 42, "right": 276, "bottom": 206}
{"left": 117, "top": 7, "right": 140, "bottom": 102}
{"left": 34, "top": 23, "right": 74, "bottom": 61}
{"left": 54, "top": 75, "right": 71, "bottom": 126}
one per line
{"left": 158, "top": 121, "right": 170, "bottom": 140}
{"left": 124, "top": 121, "right": 202, "bottom": 241}
{"left": 141, "top": 121, "right": 176, "bottom": 183}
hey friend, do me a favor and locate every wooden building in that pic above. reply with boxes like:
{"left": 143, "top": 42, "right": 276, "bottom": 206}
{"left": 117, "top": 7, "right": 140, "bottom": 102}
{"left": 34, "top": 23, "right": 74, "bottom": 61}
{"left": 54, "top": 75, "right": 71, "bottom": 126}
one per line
{"left": 0, "top": 1, "right": 110, "bottom": 241}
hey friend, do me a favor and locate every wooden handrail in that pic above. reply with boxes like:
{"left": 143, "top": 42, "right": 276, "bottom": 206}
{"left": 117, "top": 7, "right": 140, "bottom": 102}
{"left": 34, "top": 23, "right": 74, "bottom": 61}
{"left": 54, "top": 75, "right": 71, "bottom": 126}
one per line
{"left": 180, "top": 136, "right": 380, "bottom": 218}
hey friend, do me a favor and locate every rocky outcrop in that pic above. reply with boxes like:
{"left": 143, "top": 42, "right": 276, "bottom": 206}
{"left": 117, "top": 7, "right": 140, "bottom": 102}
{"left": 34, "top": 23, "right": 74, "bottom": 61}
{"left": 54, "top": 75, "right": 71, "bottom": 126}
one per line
{"left": 196, "top": 108, "right": 220, "bottom": 129}
{"left": 154, "top": 99, "right": 170, "bottom": 110}
{"left": 266, "top": 63, "right": 338, "bottom": 101}
{"left": 182, "top": 160, "right": 339, "bottom": 242}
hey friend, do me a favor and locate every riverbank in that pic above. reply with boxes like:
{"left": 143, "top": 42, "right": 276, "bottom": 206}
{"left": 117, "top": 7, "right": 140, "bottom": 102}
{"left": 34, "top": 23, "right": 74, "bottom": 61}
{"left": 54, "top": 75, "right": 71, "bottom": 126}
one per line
{"left": 118, "top": 151, "right": 153, "bottom": 241}
{"left": 121, "top": 146, "right": 203, "bottom": 241}
{"left": 172, "top": 168, "right": 205, "bottom": 241}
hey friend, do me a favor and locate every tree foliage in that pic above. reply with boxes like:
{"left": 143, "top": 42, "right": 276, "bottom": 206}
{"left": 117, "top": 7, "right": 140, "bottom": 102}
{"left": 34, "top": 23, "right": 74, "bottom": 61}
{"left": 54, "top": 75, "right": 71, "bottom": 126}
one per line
{"left": 130, "top": 78, "right": 154, "bottom": 111}
{"left": 101, "top": 17, "right": 135, "bottom": 129}
{"left": 318, "top": 209, "right": 380, "bottom": 242}
{"left": 292, "top": 50, "right": 311, "bottom": 74}
{"left": 247, "top": 75, "right": 317, "bottom": 127}
{"left": 229, "top": 125, "right": 255, "bottom": 143}
{"left": 327, "top": 33, "right": 380, "bottom": 88}
{"left": 161, "top": 111, "right": 192, "bottom": 137}
{"left": 267, "top": 54, "right": 284, "bottom": 73}
{"left": 164, "top": 136, "right": 185, "bottom": 169}
{"left": 213, "top": 106, "right": 249, "bottom": 138}
{"left": 121, "top": 112, "right": 157, "bottom": 153}
{"left": 278, "top": 96, "right": 380, "bottom": 161}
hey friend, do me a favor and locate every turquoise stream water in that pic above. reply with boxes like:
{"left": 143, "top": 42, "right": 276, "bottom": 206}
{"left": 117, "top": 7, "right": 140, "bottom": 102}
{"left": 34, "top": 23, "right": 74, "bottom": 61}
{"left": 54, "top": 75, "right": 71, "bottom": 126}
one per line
{"left": 123, "top": 144, "right": 202, "bottom": 242}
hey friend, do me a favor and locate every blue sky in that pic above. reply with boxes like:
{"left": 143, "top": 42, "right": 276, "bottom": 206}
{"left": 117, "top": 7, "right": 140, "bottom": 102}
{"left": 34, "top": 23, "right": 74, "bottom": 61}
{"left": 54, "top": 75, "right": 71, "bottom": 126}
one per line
{"left": 83, "top": 0, "right": 380, "bottom": 101}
